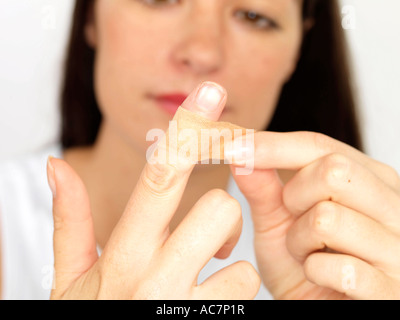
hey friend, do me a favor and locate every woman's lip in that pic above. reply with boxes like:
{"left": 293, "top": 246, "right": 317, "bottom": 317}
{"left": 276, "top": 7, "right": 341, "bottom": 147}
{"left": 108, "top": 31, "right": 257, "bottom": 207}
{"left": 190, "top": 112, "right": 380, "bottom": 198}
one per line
{"left": 151, "top": 93, "right": 230, "bottom": 117}
{"left": 153, "top": 94, "right": 188, "bottom": 116}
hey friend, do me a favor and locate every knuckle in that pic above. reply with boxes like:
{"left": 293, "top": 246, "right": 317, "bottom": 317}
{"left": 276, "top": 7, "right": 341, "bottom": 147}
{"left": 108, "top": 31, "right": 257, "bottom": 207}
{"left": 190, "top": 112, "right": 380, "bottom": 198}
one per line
{"left": 216, "top": 190, "right": 242, "bottom": 220}
{"left": 320, "top": 153, "right": 352, "bottom": 190}
{"left": 205, "top": 188, "right": 230, "bottom": 201}
{"left": 206, "top": 189, "right": 241, "bottom": 212}
{"left": 311, "top": 132, "right": 334, "bottom": 152}
{"left": 131, "top": 277, "right": 169, "bottom": 300}
{"left": 53, "top": 214, "right": 64, "bottom": 232}
{"left": 310, "top": 201, "right": 339, "bottom": 236}
{"left": 384, "top": 165, "right": 400, "bottom": 191}
{"left": 98, "top": 251, "right": 125, "bottom": 279}
{"left": 202, "top": 189, "right": 242, "bottom": 224}
{"left": 224, "top": 197, "right": 242, "bottom": 222}
{"left": 99, "top": 242, "right": 141, "bottom": 281}
{"left": 141, "top": 163, "right": 180, "bottom": 196}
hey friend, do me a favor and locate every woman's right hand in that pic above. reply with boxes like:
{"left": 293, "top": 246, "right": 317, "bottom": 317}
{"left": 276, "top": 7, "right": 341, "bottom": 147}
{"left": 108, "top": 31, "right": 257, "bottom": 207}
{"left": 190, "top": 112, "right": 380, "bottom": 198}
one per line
{"left": 46, "top": 82, "right": 260, "bottom": 300}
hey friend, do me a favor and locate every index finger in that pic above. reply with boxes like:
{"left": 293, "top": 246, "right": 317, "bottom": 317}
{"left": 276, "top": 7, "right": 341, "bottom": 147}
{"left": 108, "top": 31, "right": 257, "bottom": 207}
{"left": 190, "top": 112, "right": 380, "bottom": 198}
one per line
{"left": 233, "top": 131, "right": 400, "bottom": 191}
{"left": 106, "top": 82, "right": 228, "bottom": 252}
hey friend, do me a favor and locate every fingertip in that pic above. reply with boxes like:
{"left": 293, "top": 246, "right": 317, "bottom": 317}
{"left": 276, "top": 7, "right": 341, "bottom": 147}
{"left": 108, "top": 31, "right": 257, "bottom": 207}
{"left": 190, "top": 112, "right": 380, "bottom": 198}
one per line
{"left": 47, "top": 156, "right": 80, "bottom": 196}
{"left": 48, "top": 157, "right": 90, "bottom": 211}
{"left": 181, "top": 81, "right": 227, "bottom": 121}
{"left": 240, "top": 261, "right": 262, "bottom": 297}
{"left": 49, "top": 157, "right": 82, "bottom": 188}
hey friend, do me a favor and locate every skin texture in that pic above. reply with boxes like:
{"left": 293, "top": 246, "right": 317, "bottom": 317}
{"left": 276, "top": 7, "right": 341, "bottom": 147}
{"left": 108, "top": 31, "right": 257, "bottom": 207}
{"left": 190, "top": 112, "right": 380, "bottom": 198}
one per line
{"left": 49, "top": 83, "right": 261, "bottom": 299}
{"left": 230, "top": 132, "right": 400, "bottom": 299}
{"left": 45, "top": 0, "right": 400, "bottom": 300}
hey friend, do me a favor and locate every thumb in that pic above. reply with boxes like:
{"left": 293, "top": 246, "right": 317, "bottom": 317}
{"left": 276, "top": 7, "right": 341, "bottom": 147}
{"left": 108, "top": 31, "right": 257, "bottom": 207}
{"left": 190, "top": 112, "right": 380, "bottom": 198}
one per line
{"left": 230, "top": 167, "right": 292, "bottom": 234}
{"left": 47, "top": 156, "right": 98, "bottom": 293}
{"left": 230, "top": 167, "right": 301, "bottom": 296}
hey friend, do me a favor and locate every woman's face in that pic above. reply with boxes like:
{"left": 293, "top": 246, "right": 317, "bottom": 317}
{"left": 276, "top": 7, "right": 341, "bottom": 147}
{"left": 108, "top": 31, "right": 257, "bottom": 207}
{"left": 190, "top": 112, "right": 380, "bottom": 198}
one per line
{"left": 86, "top": 0, "right": 304, "bottom": 153}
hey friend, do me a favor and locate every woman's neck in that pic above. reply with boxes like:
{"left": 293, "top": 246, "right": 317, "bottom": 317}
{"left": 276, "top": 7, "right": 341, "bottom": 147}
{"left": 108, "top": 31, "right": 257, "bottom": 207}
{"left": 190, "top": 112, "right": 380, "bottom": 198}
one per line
{"left": 63, "top": 121, "right": 232, "bottom": 249}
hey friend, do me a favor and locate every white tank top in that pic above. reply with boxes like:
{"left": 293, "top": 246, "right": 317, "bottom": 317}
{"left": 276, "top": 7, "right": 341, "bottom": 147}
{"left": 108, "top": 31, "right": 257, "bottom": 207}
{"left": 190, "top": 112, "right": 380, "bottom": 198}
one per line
{"left": 0, "top": 144, "right": 272, "bottom": 300}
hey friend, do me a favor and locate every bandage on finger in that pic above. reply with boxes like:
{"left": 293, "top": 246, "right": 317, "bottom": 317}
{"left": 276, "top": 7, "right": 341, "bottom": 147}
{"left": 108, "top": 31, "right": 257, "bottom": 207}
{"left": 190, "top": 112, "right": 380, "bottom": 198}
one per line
{"left": 148, "top": 107, "right": 255, "bottom": 167}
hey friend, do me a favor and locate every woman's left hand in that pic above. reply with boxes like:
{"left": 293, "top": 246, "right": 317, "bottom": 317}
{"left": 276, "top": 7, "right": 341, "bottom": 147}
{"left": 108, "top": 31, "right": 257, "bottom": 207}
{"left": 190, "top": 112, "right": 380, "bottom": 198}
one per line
{"left": 230, "top": 131, "right": 400, "bottom": 299}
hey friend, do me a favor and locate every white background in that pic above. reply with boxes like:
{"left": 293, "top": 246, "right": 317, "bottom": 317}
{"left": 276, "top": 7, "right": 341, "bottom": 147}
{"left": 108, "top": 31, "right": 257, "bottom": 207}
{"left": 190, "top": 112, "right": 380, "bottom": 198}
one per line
{"left": 0, "top": 0, "right": 399, "bottom": 172}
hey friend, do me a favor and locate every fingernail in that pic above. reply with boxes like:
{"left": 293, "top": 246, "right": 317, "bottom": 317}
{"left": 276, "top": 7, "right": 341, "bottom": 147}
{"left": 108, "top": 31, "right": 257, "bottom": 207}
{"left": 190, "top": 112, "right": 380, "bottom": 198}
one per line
{"left": 195, "top": 82, "right": 226, "bottom": 112}
{"left": 47, "top": 156, "right": 56, "bottom": 198}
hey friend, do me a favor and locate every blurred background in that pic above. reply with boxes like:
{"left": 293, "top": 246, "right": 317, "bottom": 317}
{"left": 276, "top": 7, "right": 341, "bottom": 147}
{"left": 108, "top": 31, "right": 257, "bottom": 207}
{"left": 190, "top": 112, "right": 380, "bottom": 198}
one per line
{"left": 0, "top": 0, "right": 399, "bottom": 172}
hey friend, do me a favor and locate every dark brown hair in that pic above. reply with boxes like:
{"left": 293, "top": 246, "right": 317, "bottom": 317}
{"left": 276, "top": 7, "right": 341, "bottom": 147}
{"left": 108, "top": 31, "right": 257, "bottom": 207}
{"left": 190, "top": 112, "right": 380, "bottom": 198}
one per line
{"left": 60, "top": 0, "right": 363, "bottom": 151}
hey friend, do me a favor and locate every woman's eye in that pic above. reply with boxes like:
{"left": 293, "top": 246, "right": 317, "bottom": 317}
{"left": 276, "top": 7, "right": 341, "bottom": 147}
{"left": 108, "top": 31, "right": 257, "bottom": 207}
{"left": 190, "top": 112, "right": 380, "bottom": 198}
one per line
{"left": 138, "top": 0, "right": 180, "bottom": 7}
{"left": 234, "top": 10, "right": 278, "bottom": 31}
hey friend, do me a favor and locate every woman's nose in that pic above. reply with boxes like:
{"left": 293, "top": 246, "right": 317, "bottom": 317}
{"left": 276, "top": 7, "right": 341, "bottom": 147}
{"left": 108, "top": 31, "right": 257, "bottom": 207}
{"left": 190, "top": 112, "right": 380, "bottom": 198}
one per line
{"left": 171, "top": 9, "right": 225, "bottom": 75}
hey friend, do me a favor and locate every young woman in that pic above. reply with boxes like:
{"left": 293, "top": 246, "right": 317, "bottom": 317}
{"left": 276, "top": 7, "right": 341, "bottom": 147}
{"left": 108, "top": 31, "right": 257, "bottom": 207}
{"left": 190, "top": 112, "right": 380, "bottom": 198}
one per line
{"left": 1, "top": 0, "right": 399, "bottom": 300}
